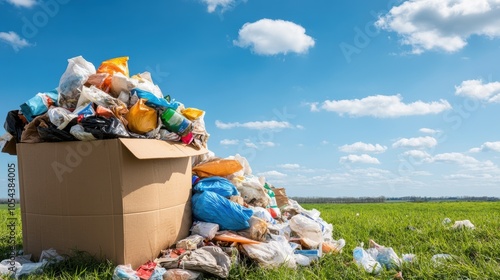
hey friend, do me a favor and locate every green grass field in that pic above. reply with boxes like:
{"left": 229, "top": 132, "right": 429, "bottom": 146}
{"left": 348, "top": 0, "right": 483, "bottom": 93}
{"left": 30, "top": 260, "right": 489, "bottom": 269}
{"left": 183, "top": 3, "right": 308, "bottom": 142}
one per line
{"left": 1, "top": 202, "right": 500, "bottom": 279}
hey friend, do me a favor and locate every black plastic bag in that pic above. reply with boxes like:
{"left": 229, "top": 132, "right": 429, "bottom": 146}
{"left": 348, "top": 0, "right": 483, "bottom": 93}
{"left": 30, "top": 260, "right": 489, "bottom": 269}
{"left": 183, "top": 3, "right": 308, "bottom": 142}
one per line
{"left": 4, "top": 110, "right": 27, "bottom": 142}
{"left": 81, "top": 116, "right": 129, "bottom": 139}
{"left": 38, "top": 123, "right": 77, "bottom": 142}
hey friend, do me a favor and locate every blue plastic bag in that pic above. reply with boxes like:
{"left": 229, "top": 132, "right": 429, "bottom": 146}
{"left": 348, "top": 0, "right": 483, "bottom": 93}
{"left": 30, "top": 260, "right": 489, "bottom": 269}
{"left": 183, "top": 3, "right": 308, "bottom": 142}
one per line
{"left": 194, "top": 176, "right": 239, "bottom": 198}
{"left": 131, "top": 88, "right": 179, "bottom": 109}
{"left": 192, "top": 191, "right": 253, "bottom": 231}
{"left": 20, "top": 90, "right": 59, "bottom": 121}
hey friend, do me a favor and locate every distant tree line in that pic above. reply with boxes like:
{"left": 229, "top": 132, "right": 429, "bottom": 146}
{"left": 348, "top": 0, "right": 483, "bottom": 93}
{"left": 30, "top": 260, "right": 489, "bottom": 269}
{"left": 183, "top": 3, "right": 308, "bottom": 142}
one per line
{"left": 292, "top": 196, "right": 500, "bottom": 204}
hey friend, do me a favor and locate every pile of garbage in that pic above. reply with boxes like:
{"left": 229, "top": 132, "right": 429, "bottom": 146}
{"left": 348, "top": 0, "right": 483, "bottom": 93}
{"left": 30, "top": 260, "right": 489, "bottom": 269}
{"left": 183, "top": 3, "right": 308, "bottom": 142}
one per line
{"left": 1, "top": 56, "right": 209, "bottom": 150}
{"left": 113, "top": 154, "right": 347, "bottom": 279}
{"left": 0, "top": 55, "right": 346, "bottom": 279}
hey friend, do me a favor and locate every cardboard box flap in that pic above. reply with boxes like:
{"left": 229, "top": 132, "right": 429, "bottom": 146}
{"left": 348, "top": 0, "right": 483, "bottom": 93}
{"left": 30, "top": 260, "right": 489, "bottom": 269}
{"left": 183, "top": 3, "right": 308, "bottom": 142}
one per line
{"left": 119, "top": 138, "right": 208, "bottom": 159}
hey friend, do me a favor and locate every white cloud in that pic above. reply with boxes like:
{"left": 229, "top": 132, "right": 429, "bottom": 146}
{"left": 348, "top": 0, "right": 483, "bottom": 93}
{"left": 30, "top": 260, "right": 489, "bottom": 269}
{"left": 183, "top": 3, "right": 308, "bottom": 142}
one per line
{"left": 339, "top": 154, "right": 381, "bottom": 165}
{"left": 321, "top": 140, "right": 329, "bottom": 145}
{"left": 259, "top": 141, "right": 276, "bottom": 147}
{"left": 244, "top": 141, "right": 258, "bottom": 149}
{"left": 313, "top": 94, "right": 451, "bottom": 118}
{"left": 233, "top": 18, "right": 315, "bottom": 55}
{"left": 393, "top": 136, "right": 437, "bottom": 149}
{"left": 278, "top": 163, "right": 300, "bottom": 169}
{"left": 419, "top": 128, "right": 440, "bottom": 134}
{"left": 431, "top": 152, "right": 481, "bottom": 165}
{"left": 469, "top": 141, "right": 500, "bottom": 152}
{"left": 201, "top": 0, "right": 234, "bottom": 13}
{"left": 0, "top": 31, "right": 31, "bottom": 51}
{"left": 455, "top": 79, "right": 500, "bottom": 103}
{"left": 402, "top": 150, "right": 431, "bottom": 159}
{"left": 339, "top": 142, "right": 387, "bottom": 154}
{"left": 376, "top": 0, "right": 500, "bottom": 54}
{"left": 220, "top": 139, "right": 239, "bottom": 145}
{"left": 6, "top": 0, "right": 36, "bottom": 8}
{"left": 257, "top": 170, "right": 287, "bottom": 178}
{"left": 296, "top": 125, "right": 305, "bottom": 129}
{"left": 215, "top": 120, "right": 292, "bottom": 130}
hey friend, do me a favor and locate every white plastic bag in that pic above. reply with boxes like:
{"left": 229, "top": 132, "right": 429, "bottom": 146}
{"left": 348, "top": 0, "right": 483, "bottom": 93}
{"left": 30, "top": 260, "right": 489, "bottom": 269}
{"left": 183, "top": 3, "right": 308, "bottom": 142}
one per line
{"left": 289, "top": 214, "right": 323, "bottom": 249}
{"left": 353, "top": 246, "right": 382, "bottom": 274}
{"left": 242, "top": 234, "right": 296, "bottom": 269}
{"left": 112, "top": 264, "right": 140, "bottom": 280}
{"left": 191, "top": 221, "right": 219, "bottom": 240}
{"left": 163, "top": 269, "right": 201, "bottom": 280}
{"left": 47, "top": 107, "right": 76, "bottom": 129}
{"left": 58, "top": 56, "right": 96, "bottom": 109}
{"left": 176, "top": 234, "right": 204, "bottom": 250}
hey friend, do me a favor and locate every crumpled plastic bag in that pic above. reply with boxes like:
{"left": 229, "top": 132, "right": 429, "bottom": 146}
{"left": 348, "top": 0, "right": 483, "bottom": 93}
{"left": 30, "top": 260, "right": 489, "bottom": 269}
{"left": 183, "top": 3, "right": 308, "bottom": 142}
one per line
{"left": 232, "top": 175, "right": 271, "bottom": 208}
{"left": 126, "top": 98, "right": 157, "bottom": 134}
{"left": 77, "top": 86, "right": 129, "bottom": 124}
{"left": 47, "top": 106, "right": 76, "bottom": 130}
{"left": 193, "top": 159, "right": 243, "bottom": 178}
{"left": 81, "top": 116, "right": 129, "bottom": 139}
{"left": 242, "top": 234, "right": 296, "bottom": 269}
{"left": 226, "top": 154, "right": 252, "bottom": 178}
{"left": 191, "top": 222, "right": 219, "bottom": 240}
{"left": 113, "top": 264, "right": 139, "bottom": 280}
{"left": 58, "top": 56, "right": 96, "bottom": 109}
{"left": 237, "top": 216, "right": 268, "bottom": 242}
{"left": 192, "top": 191, "right": 253, "bottom": 231}
{"left": 289, "top": 214, "right": 323, "bottom": 249}
{"left": 353, "top": 246, "right": 382, "bottom": 275}
{"left": 366, "top": 240, "right": 402, "bottom": 269}
{"left": 193, "top": 176, "right": 239, "bottom": 198}
{"left": 4, "top": 110, "right": 27, "bottom": 142}
{"left": 182, "top": 107, "right": 204, "bottom": 121}
{"left": 156, "top": 246, "right": 231, "bottom": 279}
{"left": 96, "top": 56, "right": 129, "bottom": 93}
{"left": 131, "top": 88, "right": 171, "bottom": 109}
{"left": 20, "top": 90, "right": 59, "bottom": 122}
{"left": 163, "top": 269, "right": 201, "bottom": 280}
{"left": 452, "top": 220, "right": 475, "bottom": 230}
{"left": 131, "top": 72, "right": 163, "bottom": 99}
{"left": 176, "top": 234, "right": 204, "bottom": 250}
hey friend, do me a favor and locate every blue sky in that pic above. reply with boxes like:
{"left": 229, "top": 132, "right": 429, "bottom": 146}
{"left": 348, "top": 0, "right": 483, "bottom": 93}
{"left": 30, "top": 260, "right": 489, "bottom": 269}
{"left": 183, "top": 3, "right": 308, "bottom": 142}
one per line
{"left": 1, "top": 0, "right": 500, "bottom": 198}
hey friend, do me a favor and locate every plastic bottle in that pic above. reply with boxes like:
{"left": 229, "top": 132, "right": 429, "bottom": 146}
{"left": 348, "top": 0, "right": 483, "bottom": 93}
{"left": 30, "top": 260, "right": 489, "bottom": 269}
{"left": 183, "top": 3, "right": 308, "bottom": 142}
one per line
{"left": 160, "top": 108, "right": 192, "bottom": 136}
{"left": 353, "top": 247, "right": 382, "bottom": 274}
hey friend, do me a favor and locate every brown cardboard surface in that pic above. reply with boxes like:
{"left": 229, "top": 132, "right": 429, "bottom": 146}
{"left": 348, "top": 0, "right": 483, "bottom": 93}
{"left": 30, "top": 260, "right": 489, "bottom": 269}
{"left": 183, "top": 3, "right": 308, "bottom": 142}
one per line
{"left": 17, "top": 138, "right": 206, "bottom": 268}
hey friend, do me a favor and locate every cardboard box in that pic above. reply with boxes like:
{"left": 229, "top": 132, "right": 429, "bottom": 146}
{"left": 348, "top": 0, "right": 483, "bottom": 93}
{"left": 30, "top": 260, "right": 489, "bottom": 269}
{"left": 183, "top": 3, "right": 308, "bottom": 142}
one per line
{"left": 16, "top": 138, "right": 207, "bottom": 268}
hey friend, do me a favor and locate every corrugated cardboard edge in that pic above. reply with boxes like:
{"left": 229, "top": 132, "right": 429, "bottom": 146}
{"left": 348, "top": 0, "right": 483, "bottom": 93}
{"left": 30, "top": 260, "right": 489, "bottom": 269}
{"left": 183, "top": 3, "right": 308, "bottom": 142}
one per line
{"left": 118, "top": 138, "right": 208, "bottom": 159}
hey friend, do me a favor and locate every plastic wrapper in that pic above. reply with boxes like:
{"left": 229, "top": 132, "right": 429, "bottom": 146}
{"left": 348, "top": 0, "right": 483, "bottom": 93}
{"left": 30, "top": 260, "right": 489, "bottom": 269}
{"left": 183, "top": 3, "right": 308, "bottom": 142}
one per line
{"left": 322, "top": 239, "right": 346, "bottom": 254}
{"left": 156, "top": 246, "right": 230, "bottom": 279}
{"left": 58, "top": 56, "right": 96, "bottom": 109}
{"left": 70, "top": 124, "right": 97, "bottom": 141}
{"left": 251, "top": 206, "right": 276, "bottom": 224}
{"left": 289, "top": 214, "right": 323, "bottom": 249}
{"left": 159, "top": 128, "right": 181, "bottom": 141}
{"left": 242, "top": 234, "right": 296, "bottom": 269}
{"left": 190, "top": 221, "right": 219, "bottom": 240}
{"left": 452, "top": 220, "right": 475, "bottom": 229}
{"left": 192, "top": 191, "right": 253, "bottom": 231}
{"left": 113, "top": 264, "right": 139, "bottom": 280}
{"left": 237, "top": 216, "right": 268, "bottom": 242}
{"left": 96, "top": 56, "right": 129, "bottom": 93}
{"left": 193, "top": 176, "right": 239, "bottom": 198}
{"left": 85, "top": 73, "right": 109, "bottom": 92}
{"left": 366, "top": 240, "right": 402, "bottom": 269}
{"left": 182, "top": 108, "right": 204, "bottom": 121}
{"left": 77, "top": 86, "right": 128, "bottom": 117}
{"left": 232, "top": 175, "right": 271, "bottom": 208}
{"left": 131, "top": 88, "right": 171, "bottom": 109}
{"left": 74, "top": 102, "right": 96, "bottom": 118}
{"left": 47, "top": 106, "right": 76, "bottom": 129}
{"left": 126, "top": 98, "right": 157, "bottom": 134}
{"left": 20, "top": 90, "right": 59, "bottom": 122}
{"left": 353, "top": 246, "right": 382, "bottom": 275}
{"left": 81, "top": 116, "right": 129, "bottom": 139}
{"left": 131, "top": 72, "right": 163, "bottom": 99}
{"left": 111, "top": 72, "right": 137, "bottom": 98}
{"left": 163, "top": 269, "right": 201, "bottom": 280}
{"left": 263, "top": 183, "right": 281, "bottom": 218}
{"left": 193, "top": 159, "right": 243, "bottom": 178}
{"left": 135, "top": 260, "right": 157, "bottom": 280}
{"left": 176, "top": 234, "right": 204, "bottom": 250}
